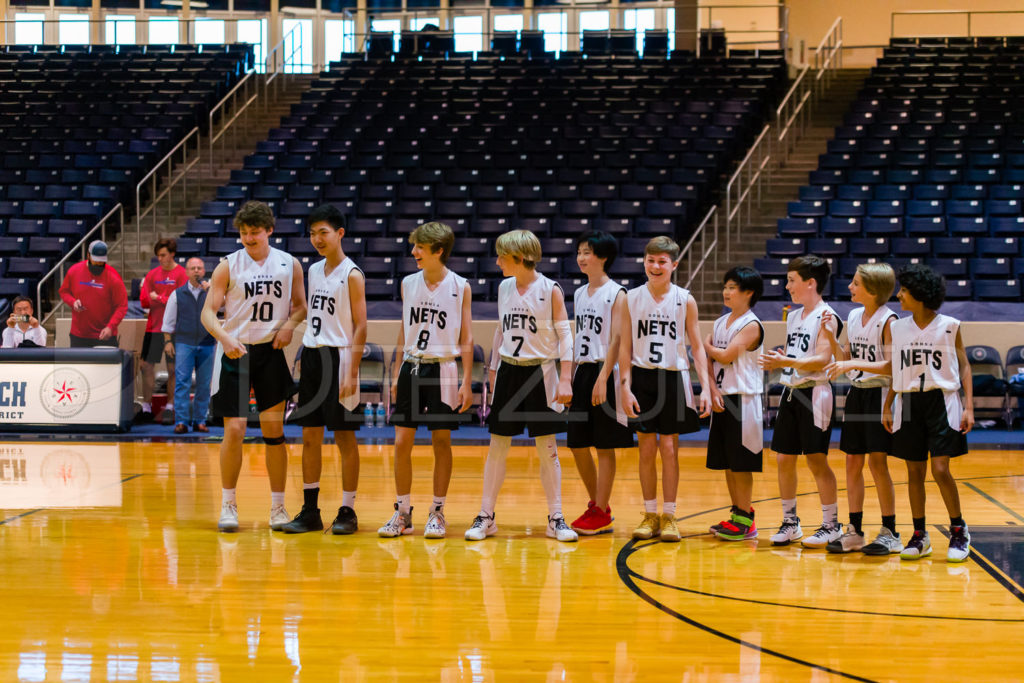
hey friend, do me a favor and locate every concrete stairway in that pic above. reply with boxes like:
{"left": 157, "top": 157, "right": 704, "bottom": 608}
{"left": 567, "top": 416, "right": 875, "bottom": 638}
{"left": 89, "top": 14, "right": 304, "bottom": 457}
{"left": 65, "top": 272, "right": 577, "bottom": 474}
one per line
{"left": 692, "top": 68, "right": 871, "bottom": 318}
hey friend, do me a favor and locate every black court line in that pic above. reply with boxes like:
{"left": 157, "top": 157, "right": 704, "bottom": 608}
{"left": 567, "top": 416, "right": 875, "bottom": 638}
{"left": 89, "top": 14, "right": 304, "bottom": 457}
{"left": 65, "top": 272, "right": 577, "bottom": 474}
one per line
{"left": 935, "top": 524, "right": 1024, "bottom": 605}
{"left": 0, "top": 473, "right": 143, "bottom": 526}
{"left": 963, "top": 482, "right": 1024, "bottom": 524}
{"left": 615, "top": 540, "right": 878, "bottom": 682}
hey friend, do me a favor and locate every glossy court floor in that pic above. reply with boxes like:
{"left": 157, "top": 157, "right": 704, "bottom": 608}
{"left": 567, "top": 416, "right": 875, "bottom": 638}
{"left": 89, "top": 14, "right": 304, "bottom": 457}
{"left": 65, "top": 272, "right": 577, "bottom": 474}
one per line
{"left": 2, "top": 439, "right": 1024, "bottom": 682}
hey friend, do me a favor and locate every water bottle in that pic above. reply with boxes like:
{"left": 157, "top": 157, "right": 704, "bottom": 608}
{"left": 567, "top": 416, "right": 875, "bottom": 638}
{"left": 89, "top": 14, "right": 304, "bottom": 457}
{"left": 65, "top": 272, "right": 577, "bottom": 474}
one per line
{"left": 363, "top": 403, "right": 374, "bottom": 427}
{"left": 375, "top": 402, "right": 386, "bottom": 427}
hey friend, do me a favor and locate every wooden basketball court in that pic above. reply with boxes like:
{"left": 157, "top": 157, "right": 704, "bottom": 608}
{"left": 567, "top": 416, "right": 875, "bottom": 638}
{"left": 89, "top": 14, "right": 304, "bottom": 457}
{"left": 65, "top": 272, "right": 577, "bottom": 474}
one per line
{"left": 2, "top": 439, "right": 1023, "bottom": 681}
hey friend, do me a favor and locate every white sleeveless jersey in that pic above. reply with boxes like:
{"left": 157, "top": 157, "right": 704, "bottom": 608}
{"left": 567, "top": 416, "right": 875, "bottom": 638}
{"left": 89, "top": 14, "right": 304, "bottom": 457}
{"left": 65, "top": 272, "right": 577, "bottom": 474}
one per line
{"left": 401, "top": 269, "right": 467, "bottom": 359}
{"left": 302, "top": 257, "right": 360, "bottom": 348}
{"left": 573, "top": 279, "right": 624, "bottom": 363}
{"left": 627, "top": 284, "right": 691, "bottom": 371}
{"left": 891, "top": 314, "right": 961, "bottom": 393}
{"left": 780, "top": 300, "right": 839, "bottom": 387}
{"left": 711, "top": 310, "right": 764, "bottom": 395}
{"left": 222, "top": 247, "right": 294, "bottom": 345}
{"left": 496, "top": 274, "right": 560, "bottom": 361}
{"left": 845, "top": 305, "right": 897, "bottom": 386}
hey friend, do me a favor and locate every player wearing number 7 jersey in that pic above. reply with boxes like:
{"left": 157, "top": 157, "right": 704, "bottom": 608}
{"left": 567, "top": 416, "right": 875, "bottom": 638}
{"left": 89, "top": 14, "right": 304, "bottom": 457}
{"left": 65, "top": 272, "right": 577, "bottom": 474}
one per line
{"left": 619, "top": 236, "right": 712, "bottom": 543}
{"left": 202, "top": 201, "right": 307, "bottom": 533}
{"left": 282, "top": 204, "right": 367, "bottom": 536}
{"left": 380, "top": 222, "right": 474, "bottom": 539}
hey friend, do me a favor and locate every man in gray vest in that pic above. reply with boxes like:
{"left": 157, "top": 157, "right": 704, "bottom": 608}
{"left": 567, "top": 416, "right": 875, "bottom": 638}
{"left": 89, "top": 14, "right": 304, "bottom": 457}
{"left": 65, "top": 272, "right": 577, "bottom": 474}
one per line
{"left": 162, "top": 257, "right": 216, "bottom": 434}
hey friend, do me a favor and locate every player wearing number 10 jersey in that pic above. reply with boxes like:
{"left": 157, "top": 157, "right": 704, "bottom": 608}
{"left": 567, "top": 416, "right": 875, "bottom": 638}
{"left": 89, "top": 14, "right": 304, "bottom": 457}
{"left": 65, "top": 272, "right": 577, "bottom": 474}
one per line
{"left": 381, "top": 222, "right": 474, "bottom": 540}
{"left": 202, "top": 201, "right": 307, "bottom": 533}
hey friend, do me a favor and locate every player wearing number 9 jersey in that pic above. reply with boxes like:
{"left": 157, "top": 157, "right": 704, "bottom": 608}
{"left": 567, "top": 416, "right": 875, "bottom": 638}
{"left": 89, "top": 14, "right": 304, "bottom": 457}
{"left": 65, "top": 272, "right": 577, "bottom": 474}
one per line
{"left": 619, "top": 236, "right": 712, "bottom": 543}
{"left": 380, "top": 222, "right": 474, "bottom": 540}
{"left": 283, "top": 204, "right": 367, "bottom": 536}
{"left": 202, "top": 201, "right": 307, "bottom": 533}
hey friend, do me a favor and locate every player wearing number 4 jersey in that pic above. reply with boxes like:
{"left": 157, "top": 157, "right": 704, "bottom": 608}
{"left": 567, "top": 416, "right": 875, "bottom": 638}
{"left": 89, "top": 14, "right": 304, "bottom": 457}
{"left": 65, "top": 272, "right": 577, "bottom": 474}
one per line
{"left": 465, "top": 230, "right": 577, "bottom": 543}
{"left": 283, "top": 205, "right": 367, "bottom": 536}
{"left": 381, "top": 222, "right": 474, "bottom": 540}
{"left": 619, "top": 236, "right": 712, "bottom": 543}
{"left": 202, "top": 201, "right": 307, "bottom": 533}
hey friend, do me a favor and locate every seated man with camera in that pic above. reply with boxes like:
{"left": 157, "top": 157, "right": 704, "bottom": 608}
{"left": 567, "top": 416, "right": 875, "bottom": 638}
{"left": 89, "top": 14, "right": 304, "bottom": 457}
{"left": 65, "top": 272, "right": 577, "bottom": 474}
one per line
{"left": 3, "top": 296, "right": 47, "bottom": 348}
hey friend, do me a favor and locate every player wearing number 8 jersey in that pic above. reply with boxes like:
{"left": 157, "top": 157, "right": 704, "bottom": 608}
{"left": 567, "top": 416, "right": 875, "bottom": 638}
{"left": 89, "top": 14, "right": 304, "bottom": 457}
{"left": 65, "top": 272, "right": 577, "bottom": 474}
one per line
{"left": 282, "top": 204, "right": 367, "bottom": 536}
{"left": 619, "top": 236, "right": 712, "bottom": 543}
{"left": 202, "top": 201, "right": 307, "bottom": 533}
{"left": 381, "top": 222, "right": 474, "bottom": 539}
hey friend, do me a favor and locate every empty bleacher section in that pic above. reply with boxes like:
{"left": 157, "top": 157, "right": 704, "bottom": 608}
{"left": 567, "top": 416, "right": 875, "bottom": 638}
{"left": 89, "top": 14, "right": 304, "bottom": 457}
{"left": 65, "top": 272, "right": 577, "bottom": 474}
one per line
{"left": 0, "top": 43, "right": 253, "bottom": 317}
{"left": 182, "top": 49, "right": 786, "bottom": 306}
{"left": 760, "top": 36, "right": 1024, "bottom": 304}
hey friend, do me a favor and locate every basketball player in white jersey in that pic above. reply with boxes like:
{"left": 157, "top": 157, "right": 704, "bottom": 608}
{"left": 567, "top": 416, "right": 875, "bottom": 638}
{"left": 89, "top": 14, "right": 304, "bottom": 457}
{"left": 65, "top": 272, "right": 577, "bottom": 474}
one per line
{"left": 380, "top": 222, "right": 474, "bottom": 539}
{"left": 567, "top": 231, "right": 633, "bottom": 536}
{"left": 882, "top": 264, "right": 972, "bottom": 562}
{"left": 619, "top": 236, "right": 712, "bottom": 543}
{"left": 822, "top": 263, "right": 902, "bottom": 555}
{"left": 201, "top": 201, "right": 307, "bottom": 532}
{"left": 704, "top": 266, "right": 764, "bottom": 542}
{"left": 281, "top": 204, "right": 367, "bottom": 535}
{"left": 464, "top": 230, "right": 577, "bottom": 543}
{"left": 758, "top": 255, "right": 842, "bottom": 548}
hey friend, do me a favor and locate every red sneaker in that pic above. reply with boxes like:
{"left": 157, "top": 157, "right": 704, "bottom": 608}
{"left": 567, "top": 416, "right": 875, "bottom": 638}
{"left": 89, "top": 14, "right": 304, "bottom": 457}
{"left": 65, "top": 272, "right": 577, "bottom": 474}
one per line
{"left": 571, "top": 504, "right": 613, "bottom": 535}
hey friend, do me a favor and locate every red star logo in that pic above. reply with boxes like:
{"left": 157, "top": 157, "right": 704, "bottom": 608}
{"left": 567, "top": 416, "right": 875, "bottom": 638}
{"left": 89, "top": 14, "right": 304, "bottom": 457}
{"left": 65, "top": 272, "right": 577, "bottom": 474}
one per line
{"left": 54, "top": 380, "right": 76, "bottom": 404}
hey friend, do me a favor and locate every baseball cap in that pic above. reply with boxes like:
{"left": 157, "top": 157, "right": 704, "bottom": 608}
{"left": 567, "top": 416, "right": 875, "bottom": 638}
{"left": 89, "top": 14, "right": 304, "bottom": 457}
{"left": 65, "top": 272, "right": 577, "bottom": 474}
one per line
{"left": 88, "top": 240, "right": 108, "bottom": 263}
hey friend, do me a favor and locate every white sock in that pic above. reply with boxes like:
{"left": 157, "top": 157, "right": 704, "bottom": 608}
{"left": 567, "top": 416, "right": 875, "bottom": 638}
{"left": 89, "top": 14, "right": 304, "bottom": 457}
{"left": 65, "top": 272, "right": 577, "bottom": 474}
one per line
{"left": 481, "top": 435, "right": 511, "bottom": 516}
{"left": 397, "top": 494, "right": 411, "bottom": 514}
{"left": 432, "top": 496, "right": 446, "bottom": 511}
{"left": 141, "top": 402, "right": 152, "bottom": 413}
{"left": 535, "top": 434, "right": 562, "bottom": 517}
{"left": 782, "top": 498, "right": 797, "bottom": 520}
{"left": 342, "top": 490, "right": 356, "bottom": 509}
{"left": 644, "top": 499, "right": 658, "bottom": 513}
{"left": 663, "top": 501, "right": 676, "bottom": 516}
{"left": 271, "top": 492, "right": 285, "bottom": 506}
{"left": 823, "top": 502, "right": 838, "bottom": 526}
{"left": 303, "top": 481, "right": 319, "bottom": 490}
{"left": 222, "top": 488, "right": 236, "bottom": 505}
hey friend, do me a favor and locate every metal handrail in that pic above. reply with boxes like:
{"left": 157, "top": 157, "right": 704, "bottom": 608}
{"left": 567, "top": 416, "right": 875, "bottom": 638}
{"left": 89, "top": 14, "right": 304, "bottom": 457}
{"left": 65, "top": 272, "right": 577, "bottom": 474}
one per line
{"left": 680, "top": 205, "right": 719, "bottom": 302}
{"left": 209, "top": 70, "right": 259, "bottom": 173}
{"left": 37, "top": 203, "right": 124, "bottom": 325}
{"left": 135, "top": 127, "right": 201, "bottom": 254}
{"left": 265, "top": 23, "right": 302, "bottom": 105}
{"left": 774, "top": 16, "right": 842, "bottom": 163}
{"left": 724, "top": 123, "right": 772, "bottom": 260}
{"left": 891, "top": 9, "right": 1024, "bottom": 38}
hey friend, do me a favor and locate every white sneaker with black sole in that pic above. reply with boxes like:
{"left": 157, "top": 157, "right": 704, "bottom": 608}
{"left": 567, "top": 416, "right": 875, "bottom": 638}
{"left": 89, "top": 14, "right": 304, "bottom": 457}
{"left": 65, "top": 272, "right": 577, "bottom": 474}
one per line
{"left": 464, "top": 512, "right": 498, "bottom": 541}
{"left": 546, "top": 514, "right": 578, "bottom": 543}
{"left": 770, "top": 517, "right": 803, "bottom": 546}
{"left": 826, "top": 525, "right": 866, "bottom": 553}
{"left": 801, "top": 523, "right": 843, "bottom": 549}
{"left": 861, "top": 526, "right": 903, "bottom": 555}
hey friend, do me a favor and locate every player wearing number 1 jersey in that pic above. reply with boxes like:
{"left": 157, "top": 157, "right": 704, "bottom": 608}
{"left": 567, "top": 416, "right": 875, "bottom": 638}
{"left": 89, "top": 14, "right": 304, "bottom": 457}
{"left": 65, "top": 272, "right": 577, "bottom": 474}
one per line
{"left": 282, "top": 204, "right": 367, "bottom": 536}
{"left": 202, "top": 201, "right": 307, "bottom": 533}
{"left": 380, "top": 222, "right": 474, "bottom": 540}
{"left": 619, "top": 237, "right": 712, "bottom": 543}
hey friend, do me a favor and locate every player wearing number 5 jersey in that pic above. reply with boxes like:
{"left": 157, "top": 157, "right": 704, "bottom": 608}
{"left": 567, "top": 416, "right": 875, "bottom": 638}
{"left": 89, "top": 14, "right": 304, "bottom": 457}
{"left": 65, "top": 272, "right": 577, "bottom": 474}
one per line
{"left": 282, "top": 204, "right": 367, "bottom": 536}
{"left": 619, "top": 236, "right": 712, "bottom": 543}
{"left": 465, "top": 230, "right": 577, "bottom": 543}
{"left": 380, "top": 222, "right": 474, "bottom": 540}
{"left": 202, "top": 201, "right": 307, "bottom": 533}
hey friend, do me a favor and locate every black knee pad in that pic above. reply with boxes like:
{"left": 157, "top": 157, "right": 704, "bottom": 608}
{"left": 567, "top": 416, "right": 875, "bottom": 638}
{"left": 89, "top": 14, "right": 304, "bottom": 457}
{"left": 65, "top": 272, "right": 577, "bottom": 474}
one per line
{"left": 263, "top": 435, "right": 286, "bottom": 446}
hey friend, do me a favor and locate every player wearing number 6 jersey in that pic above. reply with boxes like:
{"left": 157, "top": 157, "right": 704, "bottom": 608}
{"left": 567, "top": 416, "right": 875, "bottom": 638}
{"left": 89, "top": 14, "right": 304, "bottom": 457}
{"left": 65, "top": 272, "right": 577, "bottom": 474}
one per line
{"left": 380, "top": 222, "right": 474, "bottom": 540}
{"left": 619, "top": 236, "right": 712, "bottom": 543}
{"left": 282, "top": 204, "right": 367, "bottom": 536}
{"left": 465, "top": 230, "right": 577, "bottom": 543}
{"left": 202, "top": 201, "right": 307, "bottom": 533}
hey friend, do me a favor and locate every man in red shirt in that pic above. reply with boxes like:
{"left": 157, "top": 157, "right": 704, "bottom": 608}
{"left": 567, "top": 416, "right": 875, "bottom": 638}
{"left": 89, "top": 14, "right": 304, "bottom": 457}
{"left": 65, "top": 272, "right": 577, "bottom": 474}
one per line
{"left": 139, "top": 238, "right": 188, "bottom": 423}
{"left": 58, "top": 240, "right": 128, "bottom": 348}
